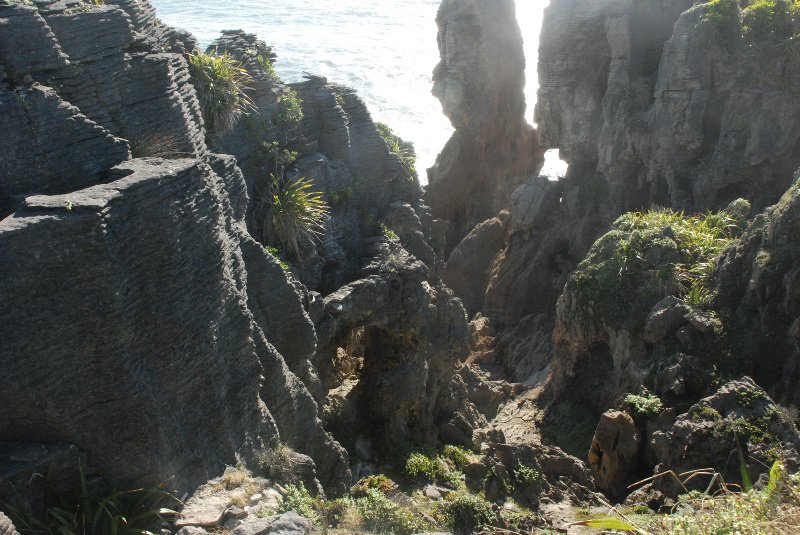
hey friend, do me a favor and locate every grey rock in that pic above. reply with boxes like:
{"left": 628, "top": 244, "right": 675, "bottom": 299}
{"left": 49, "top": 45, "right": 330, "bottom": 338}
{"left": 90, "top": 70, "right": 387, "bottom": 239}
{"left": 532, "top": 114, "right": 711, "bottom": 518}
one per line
{"left": 443, "top": 217, "right": 506, "bottom": 316}
{"left": 427, "top": 0, "right": 543, "bottom": 252}
{"left": 176, "top": 528, "right": 209, "bottom": 535}
{"left": 230, "top": 512, "right": 312, "bottom": 535}
{"left": 643, "top": 296, "right": 689, "bottom": 343}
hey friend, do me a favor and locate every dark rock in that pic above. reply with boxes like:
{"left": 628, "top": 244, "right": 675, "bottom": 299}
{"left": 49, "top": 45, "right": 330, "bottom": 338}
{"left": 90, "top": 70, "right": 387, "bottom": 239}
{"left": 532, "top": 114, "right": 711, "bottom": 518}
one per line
{"left": 0, "top": 157, "right": 346, "bottom": 495}
{"left": 316, "top": 256, "right": 470, "bottom": 449}
{"left": 0, "top": 85, "right": 129, "bottom": 216}
{"left": 650, "top": 378, "right": 800, "bottom": 497}
{"left": 443, "top": 217, "right": 506, "bottom": 317}
{"left": 643, "top": 296, "right": 689, "bottom": 343}
{"left": 587, "top": 410, "right": 640, "bottom": 495}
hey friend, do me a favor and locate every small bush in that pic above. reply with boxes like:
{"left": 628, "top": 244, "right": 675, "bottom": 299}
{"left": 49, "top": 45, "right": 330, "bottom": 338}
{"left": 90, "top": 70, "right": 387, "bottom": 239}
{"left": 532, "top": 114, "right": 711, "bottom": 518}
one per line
{"left": 351, "top": 474, "right": 397, "bottom": 497}
{"left": 381, "top": 223, "right": 399, "bottom": 241}
{"left": 350, "top": 489, "right": 429, "bottom": 535}
{"left": 441, "top": 445, "right": 472, "bottom": 470}
{"left": 265, "top": 246, "right": 290, "bottom": 272}
{"left": 624, "top": 393, "right": 665, "bottom": 418}
{"left": 263, "top": 175, "right": 329, "bottom": 261}
{"left": 405, "top": 452, "right": 459, "bottom": 486}
{"left": 278, "top": 484, "right": 320, "bottom": 524}
{"left": 437, "top": 493, "right": 494, "bottom": 535}
{"left": 7, "top": 468, "right": 177, "bottom": 535}
{"left": 513, "top": 463, "right": 541, "bottom": 487}
{"left": 258, "top": 442, "right": 296, "bottom": 484}
{"left": 376, "top": 122, "right": 416, "bottom": 174}
{"left": 187, "top": 49, "right": 254, "bottom": 135}
{"left": 275, "top": 87, "right": 303, "bottom": 128}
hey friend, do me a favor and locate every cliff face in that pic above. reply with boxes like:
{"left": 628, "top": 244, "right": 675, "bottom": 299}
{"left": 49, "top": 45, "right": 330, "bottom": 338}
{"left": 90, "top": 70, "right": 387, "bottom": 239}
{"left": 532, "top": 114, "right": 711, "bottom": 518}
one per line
{"left": 0, "top": 0, "right": 471, "bottom": 501}
{"left": 0, "top": 0, "right": 352, "bottom": 495}
{"left": 426, "top": 0, "right": 543, "bottom": 253}
{"left": 440, "top": 0, "right": 800, "bottom": 383}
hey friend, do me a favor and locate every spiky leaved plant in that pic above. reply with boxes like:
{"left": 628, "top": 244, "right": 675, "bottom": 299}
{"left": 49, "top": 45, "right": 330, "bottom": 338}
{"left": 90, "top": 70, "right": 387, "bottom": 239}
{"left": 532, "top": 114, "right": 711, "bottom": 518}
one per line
{"left": 263, "top": 175, "right": 329, "bottom": 262}
{"left": 186, "top": 49, "right": 255, "bottom": 135}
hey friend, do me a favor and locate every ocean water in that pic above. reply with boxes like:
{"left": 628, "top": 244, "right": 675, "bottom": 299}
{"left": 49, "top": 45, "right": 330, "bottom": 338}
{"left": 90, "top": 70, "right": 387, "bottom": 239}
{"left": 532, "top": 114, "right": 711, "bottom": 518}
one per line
{"left": 151, "top": 0, "right": 563, "bottom": 179}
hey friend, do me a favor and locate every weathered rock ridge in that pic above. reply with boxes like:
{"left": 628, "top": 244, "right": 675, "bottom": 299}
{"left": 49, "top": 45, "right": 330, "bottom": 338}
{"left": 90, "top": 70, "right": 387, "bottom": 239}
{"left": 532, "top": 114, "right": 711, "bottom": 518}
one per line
{"left": 426, "top": 0, "right": 543, "bottom": 254}
{"left": 0, "top": 0, "right": 469, "bottom": 505}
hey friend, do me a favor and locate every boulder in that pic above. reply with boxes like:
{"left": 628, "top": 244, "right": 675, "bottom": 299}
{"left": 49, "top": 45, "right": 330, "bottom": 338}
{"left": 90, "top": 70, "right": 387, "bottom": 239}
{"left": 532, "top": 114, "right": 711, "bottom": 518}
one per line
{"left": 587, "top": 410, "right": 641, "bottom": 495}
{"left": 230, "top": 512, "right": 312, "bottom": 535}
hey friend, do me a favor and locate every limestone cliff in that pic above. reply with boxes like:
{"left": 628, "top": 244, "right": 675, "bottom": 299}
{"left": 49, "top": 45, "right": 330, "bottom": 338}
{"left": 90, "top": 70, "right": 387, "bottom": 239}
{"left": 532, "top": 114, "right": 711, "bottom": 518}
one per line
{"left": 0, "top": 0, "right": 472, "bottom": 504}
{"left": 0, "top": 0, "right": 353, "bottom": 496}
{"left": 426, "top": 0, "right": 543, "bottom": 254}
{"left": 440, "top": 0, "right": 800, "bottom": 385}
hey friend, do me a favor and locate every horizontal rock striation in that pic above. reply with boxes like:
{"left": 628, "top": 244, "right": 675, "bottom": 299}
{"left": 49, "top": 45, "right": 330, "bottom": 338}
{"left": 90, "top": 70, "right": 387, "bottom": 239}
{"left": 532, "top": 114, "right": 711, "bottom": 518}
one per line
{"left": 0, "top": 0, "right": 351, "bottom": 497}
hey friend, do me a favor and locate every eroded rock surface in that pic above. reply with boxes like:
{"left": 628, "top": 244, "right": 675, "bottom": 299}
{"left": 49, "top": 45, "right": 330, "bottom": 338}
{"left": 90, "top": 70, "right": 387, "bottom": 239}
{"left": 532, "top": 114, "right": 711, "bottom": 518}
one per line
{"left": 426, "top": 0, "right": 543, "bottom": 253}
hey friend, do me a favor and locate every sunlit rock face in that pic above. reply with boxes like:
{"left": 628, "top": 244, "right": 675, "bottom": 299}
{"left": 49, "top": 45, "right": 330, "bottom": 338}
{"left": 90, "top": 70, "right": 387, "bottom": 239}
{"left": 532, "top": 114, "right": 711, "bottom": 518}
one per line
{"left": 426, "top": 0, "right": 543, "bottom": 254}
{"left": 0, "top": 0, "right": 350, "bottom": 496}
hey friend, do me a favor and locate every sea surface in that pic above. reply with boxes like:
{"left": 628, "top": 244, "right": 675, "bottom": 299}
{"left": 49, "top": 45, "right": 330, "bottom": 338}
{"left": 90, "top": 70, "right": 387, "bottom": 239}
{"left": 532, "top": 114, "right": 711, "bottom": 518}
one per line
{"left": 151, "top": 0, "right": 563, "bottom": 179}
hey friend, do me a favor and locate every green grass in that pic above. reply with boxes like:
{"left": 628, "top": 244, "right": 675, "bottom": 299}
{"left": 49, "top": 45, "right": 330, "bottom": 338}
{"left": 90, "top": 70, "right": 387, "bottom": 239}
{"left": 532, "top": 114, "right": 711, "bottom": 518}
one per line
{"left": 186, "top": 49, "right": 254, "bottom": 135}
{"left": 624, "top": 393, "right": 665, "bottom": 418}
{"left": 263, "top": 175, "right": 329, "bottom": 261}
{"left": 435, "top": 492, "right": 494, "bottom": 535}
{"left": 376, "top": 122, "right": 416, "bottom": 175}
{"left": 404, "top": 451, "right": 460, "bottom": 486}
{"left": 569, "top": 207, "right": 745, "bottom": 330}
{"left": 278, "top": 484, "right": 320, "bottom": 524}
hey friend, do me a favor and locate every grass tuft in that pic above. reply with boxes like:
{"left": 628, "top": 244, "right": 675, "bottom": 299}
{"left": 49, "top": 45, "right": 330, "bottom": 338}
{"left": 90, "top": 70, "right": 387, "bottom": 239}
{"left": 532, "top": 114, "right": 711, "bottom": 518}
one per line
{"left": 187, "top": 49, "right": 255, "bottom": 135}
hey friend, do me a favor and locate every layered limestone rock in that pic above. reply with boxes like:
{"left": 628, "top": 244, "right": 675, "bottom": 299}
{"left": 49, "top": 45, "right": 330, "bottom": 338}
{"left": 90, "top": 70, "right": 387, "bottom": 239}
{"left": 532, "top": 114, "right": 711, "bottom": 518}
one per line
{"left": 0, "top": 0, "right": 350, "bottom": 497}
{"left": 426, "top": 0, "right": 543, "bottom": 253}
{"left": 471, "top": 0, "right": 800, "bottom": 385}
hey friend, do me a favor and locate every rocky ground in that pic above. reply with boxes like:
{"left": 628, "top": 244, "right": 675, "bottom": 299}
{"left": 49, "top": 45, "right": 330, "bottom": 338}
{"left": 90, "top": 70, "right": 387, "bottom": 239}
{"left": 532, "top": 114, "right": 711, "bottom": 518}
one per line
{"left": 2, "top": 0, "right": 800, "bottom": 534}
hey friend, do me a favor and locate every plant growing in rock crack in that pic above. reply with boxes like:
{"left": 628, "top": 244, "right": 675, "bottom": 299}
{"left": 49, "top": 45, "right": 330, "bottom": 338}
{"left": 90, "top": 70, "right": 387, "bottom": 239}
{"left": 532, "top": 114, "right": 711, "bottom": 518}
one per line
{"left": 186, "top": 48, "right": 255, "bottom": 136}
{"left": 260, "top": 175, "right": 329, "bottom": 261}
{"left": 5, "top": 467, "right": 178, "bottom": 535}
{"left": 376, "top": 121, "right": 416, "bottom": 175}
{"left": 129, "top": 132, "right": 181, "bottom": 159}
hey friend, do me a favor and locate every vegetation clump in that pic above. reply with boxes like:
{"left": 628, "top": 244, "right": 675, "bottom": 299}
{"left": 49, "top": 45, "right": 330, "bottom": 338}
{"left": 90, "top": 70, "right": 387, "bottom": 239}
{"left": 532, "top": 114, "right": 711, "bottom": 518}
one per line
{"left": 376, "top": 122, "right": 416, "bottom": 175}
{"left": 262, "top": 175, "right": 329, "bottom": 261}
{"left": 187, "top": 49, "right": 254, "bottom": 135}
{"left": 278, "top": 484, "right": 320, "bottom": 524}
{"left": 404, "top": 451, "right": 459, "bottom": 486}
{"left": 436, "top": 492, "right": 494, "bottom": 535}
{"left": 624, "top": 393, "right": 665, "bottom": 418}
{"left": 570, "top": 207, "right": 746, "bottom": 328}
{"left": 349, "top": 489, "right": 431, "bottom": 535}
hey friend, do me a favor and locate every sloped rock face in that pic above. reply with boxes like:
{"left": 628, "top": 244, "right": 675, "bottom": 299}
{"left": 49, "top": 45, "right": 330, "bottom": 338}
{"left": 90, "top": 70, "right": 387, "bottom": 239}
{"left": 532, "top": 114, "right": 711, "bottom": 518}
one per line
{"left": 0, "top": 157, "right": 343, "bottom": 494}
{"left": 315, "top": 246, "right": 470, "bottom": 453}
{"left": 714, "top": 178, "right": 800, "bottom": 407}
{"left": 0, "top": 0, "right": 351, "bottom": 496}
{"left": 426, "top": 0, "right": 543, "bottom": 253}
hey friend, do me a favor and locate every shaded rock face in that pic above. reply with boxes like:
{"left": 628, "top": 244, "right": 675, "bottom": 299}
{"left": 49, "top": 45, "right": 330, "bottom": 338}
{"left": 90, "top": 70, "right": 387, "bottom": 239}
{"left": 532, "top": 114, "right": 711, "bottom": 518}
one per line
{"left": 426, "top": 0, "right": 543, "bottom": 253}
{"left": 315, "top": 247, "right": 470, "bottom": 452}
{"left": 473, "top": 0, "right": 800, "bottom": 386}
{"left": 0, "top": 157, "right": 342, "bottom": 494}
{"left": 714, "top": 178, "right": 800, "bottom": 407}
{"left": 0, "top": 0, "right": 351, "bottom": 496}
{"left": 649, "top": 378, "right": 800, "bottom": 497}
